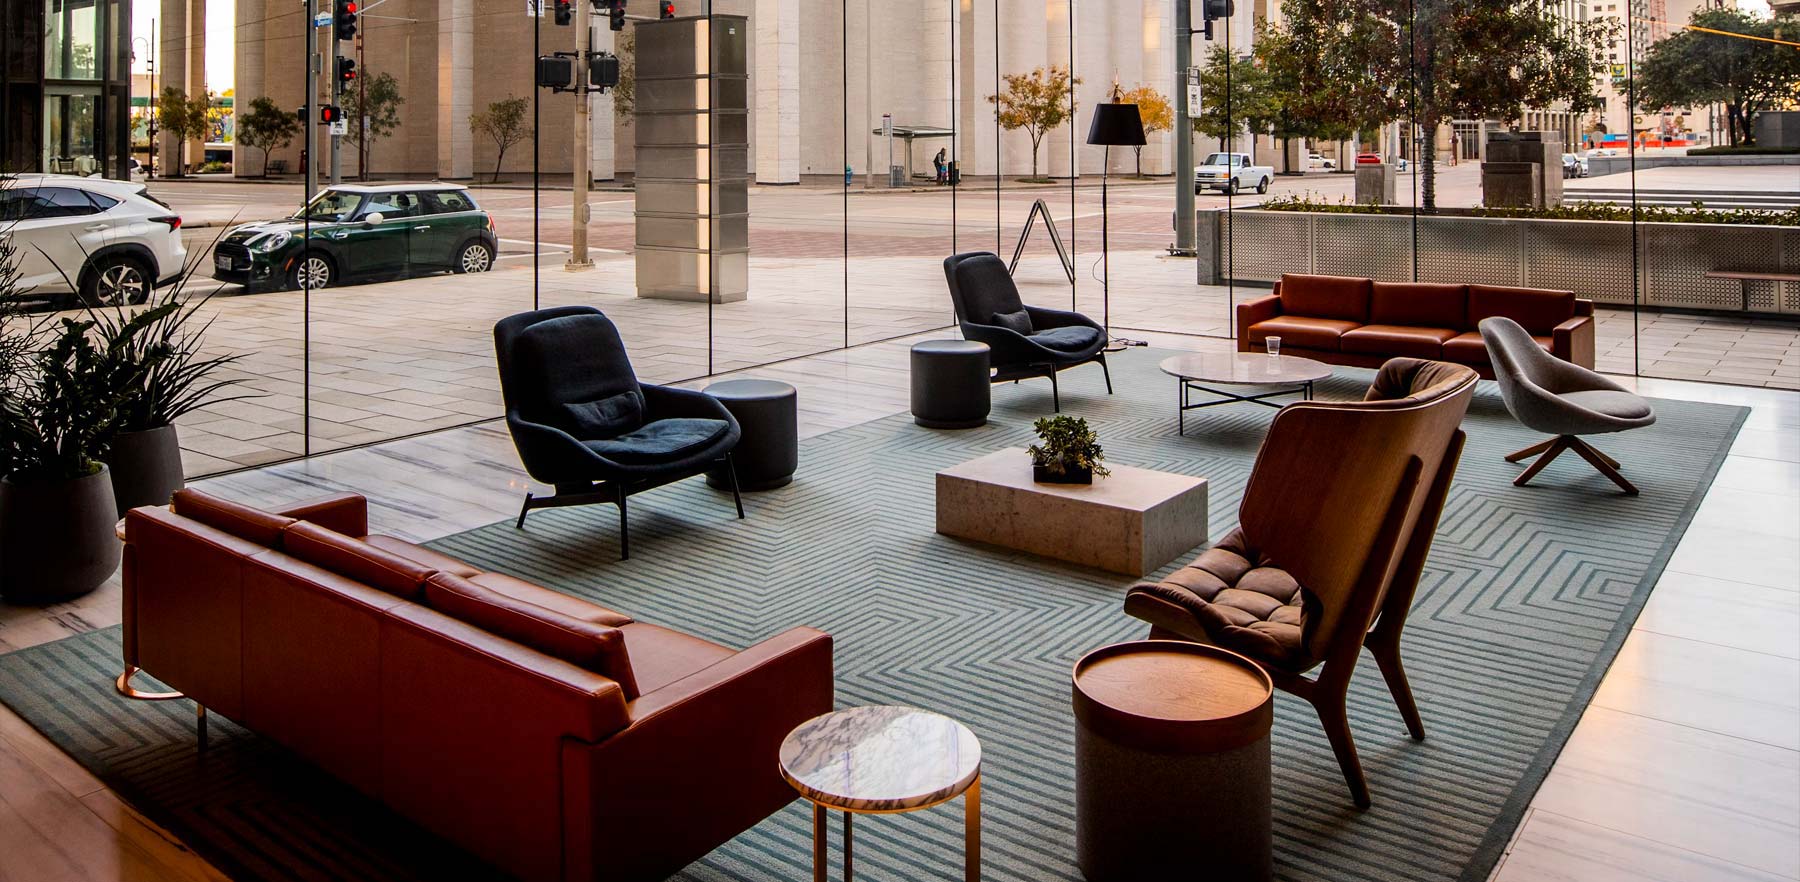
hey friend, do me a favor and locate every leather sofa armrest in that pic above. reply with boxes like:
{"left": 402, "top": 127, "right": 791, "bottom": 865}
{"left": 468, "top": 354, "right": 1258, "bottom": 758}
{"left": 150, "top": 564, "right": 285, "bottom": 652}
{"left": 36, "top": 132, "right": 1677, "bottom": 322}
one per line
{"left": 1553, "top": 314, "right": 1595, "bottom": 370}
{"left": 1237, "top": 294, "right": 1283, "bottom": 352}
{"left": 273, "top": 493, "right": 368, "bottom": 537}
{"left": 628, "top": 626, "right": 834, "bottom": 723}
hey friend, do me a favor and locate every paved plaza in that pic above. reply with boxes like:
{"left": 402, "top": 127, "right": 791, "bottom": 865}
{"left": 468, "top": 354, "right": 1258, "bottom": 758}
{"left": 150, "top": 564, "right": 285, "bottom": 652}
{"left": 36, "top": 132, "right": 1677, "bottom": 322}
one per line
{"left": 88, "top": 175, "right": 1799, "bottom": 476}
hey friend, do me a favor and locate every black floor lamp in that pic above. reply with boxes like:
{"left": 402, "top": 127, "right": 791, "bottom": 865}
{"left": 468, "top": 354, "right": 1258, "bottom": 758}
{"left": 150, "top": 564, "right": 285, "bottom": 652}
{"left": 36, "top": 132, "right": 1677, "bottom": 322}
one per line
{"left": 1087, "top": 91, "right": 1146, "bottom": 351}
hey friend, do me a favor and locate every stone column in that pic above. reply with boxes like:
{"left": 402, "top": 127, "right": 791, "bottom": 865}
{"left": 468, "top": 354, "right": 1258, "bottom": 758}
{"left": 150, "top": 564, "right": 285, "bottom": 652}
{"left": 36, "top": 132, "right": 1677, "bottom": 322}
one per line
{"left": 920, "top": 0, "right": 954, "bottom": 171}
{"left": 157, "top": 0, "right": 185, "bottom": 174}
{"left": 755, "top": 0, "right": 800, "bottom": 182}
{"left": 998, "top": 0, "right": 1046, "bottom": 178}
{"left": 436, "top": 0, "right": 474, "bottom": 179}
{"left": 233, "top": 0, "right": 265, "bottom": 176}
{"left": 1045, "top": 0, "right": 1073, "bottom": 179}
{"left": 960, "top": 0, "right": 999, "bottom": 179}
{"left": 1140, "top": 0, "right": 1173, "bottom": 175}
{"left": 591, "top": 22, "right": 616, "bottom": 182}
{"left": 184, "top": 0, "right": 206, "bottom": 170}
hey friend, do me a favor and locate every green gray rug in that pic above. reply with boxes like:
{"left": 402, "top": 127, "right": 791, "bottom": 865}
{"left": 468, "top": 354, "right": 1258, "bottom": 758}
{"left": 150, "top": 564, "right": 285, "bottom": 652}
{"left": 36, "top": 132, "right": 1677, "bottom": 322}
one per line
{"left": 0, "top": 349, "right": 1747, "bottom": 882}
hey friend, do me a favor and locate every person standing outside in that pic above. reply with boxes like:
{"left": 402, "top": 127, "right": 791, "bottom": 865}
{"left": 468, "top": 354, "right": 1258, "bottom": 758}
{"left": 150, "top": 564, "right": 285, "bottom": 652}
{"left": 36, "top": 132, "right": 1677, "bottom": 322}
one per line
{"left": 933, "top": 148, "right": 949, "bottom": 185}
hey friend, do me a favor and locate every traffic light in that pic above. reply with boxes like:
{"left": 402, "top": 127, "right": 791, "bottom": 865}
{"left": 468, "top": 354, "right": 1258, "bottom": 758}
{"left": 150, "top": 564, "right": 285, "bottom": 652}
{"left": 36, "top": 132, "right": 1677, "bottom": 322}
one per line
{"left": 658, "top": 1, "right": 674, "bottom": 18}
{"left": 334, "top": 0, "right": 358, "bottom": 40}
{"left": 589, "top": 52, "right": 620, "bottom": 90}
{"left": 296, "top": 104, "right": 309, "bottom": 123}
{"left": 319, "top": 105, "right": 343, "bottom": 125}
{"left": 336, "top": 56, "right": 358, "bottom": 85}
{"left": 535, "top": 54, "right": 574, "bottom": 91}
{"left": 609, "top": 0, "right": 626, "bottom": 31}
{"left": 553, "top": 0, "right": 572, "bottom": 25}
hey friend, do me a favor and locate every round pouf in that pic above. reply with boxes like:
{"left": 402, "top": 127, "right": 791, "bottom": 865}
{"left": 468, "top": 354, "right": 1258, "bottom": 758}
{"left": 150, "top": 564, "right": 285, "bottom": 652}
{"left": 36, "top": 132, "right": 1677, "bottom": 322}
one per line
{"left": 1073, "top": 641, "right": 1274, "bottom": 882}
{"left": 911, "top": 340, "right": 991, "bottom": 429}
{"left": 704, "top": 379, "right": 799, "bottom": 491}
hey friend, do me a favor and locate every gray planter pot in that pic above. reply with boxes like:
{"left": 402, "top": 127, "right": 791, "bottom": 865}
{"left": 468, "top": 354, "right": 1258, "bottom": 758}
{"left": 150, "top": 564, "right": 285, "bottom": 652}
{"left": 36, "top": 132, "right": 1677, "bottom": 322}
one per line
{"left": 108, "top": 424, "right": 186, "bottom": 516}
{"left": 0, "top": 466, "right": 123, "bottom": 604}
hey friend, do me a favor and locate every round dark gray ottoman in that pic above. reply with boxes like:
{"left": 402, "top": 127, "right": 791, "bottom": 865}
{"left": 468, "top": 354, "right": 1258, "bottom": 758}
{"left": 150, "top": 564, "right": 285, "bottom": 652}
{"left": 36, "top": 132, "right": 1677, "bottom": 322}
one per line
{"left": 911, "top": 340, "right": 991, "bottom": 429}
{"left": 704, "top": 379, "right": 798, "bottom": 491}
{"left": 1073, "top": 641, "right": 1274, "bottom": 882}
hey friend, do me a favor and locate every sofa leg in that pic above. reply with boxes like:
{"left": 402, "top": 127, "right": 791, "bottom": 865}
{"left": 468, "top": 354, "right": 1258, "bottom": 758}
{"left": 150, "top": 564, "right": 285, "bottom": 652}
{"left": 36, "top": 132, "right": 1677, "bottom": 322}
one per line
{"left": 515, "top": 493, "right": 534, "bottom": 529}
{"left": 1099, "top": 354, "right": 1114, "bottom": 395}
{"left": 724, "top": 453, "right": 746, "bottom": 519}
{"left": 615, "top": 485, "right": 631, "bottom": 561}
{"left": 196, "top": 704, "right": 208, "bottom": 752}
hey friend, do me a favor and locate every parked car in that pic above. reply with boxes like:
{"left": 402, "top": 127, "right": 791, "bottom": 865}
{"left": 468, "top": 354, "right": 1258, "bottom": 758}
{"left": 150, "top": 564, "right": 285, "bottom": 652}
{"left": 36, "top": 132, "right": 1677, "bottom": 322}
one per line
{"left": 1561, "top": 152, "right": 1589, "bottom": 178}
{"left": 212, "top": 182, "right": 498, "bottom": 292}
{"left": 1194, "top": 153, "right": 1274, "bottom": 195}
{"left": 1354, "top": 152, "right": 1410, "bottom": 172}
{"left": 0, "top": 173, "right": 186, "bottom": 306}
{"left": 1307, "top": 152, "right": 1336, "bottom": 171}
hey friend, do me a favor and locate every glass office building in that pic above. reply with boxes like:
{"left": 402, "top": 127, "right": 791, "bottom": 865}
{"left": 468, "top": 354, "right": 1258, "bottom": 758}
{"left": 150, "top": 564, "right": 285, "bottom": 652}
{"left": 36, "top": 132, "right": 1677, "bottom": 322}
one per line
{"left": 1, "top": 0, "right": 133, "bottom": 177}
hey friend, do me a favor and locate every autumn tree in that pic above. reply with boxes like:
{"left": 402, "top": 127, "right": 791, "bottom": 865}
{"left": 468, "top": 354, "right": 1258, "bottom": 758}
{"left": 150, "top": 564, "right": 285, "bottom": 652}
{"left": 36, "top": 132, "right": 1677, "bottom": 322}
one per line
{"left": 1119, "top": 85, "right": 1173, "bottom": 177}
{"left": 471, "top": 97, "right": 533, "bottom": 183}
{"left": 235, "top": 96, "right": 302, "bottom": 178}
{"left": 1633, "top": 9, "right": 1800, "bottom": 147}
{"left": 988, "top": 65, "right": 1082, "bottom": 181}
{"left": 343, "top": 71, "right": 405, "bottom": 181}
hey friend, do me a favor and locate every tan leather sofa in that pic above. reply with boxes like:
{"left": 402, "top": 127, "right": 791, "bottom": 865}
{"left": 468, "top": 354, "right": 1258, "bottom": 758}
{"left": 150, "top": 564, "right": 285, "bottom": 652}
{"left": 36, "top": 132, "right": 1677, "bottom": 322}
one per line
{"left": 121, "top": 489, "right": 834, "bottom": 882}
{"left": 1237, "top": 273, "right": 1596, "bottom": 379}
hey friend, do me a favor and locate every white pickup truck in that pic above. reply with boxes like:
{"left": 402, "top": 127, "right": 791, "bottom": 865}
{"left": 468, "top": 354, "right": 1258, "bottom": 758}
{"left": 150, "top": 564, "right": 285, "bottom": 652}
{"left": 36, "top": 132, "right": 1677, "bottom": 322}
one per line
{"left": 1194, "top": 152, "right": 1274, "bottom": 195}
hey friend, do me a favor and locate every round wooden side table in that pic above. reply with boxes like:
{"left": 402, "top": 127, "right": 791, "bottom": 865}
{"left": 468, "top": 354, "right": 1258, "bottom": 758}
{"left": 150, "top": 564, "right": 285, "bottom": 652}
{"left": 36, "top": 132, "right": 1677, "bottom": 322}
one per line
{"left": 1072, "top": 640, "right": 1275, "bottom": 882}
{"left": 779, "top": 705, "right": 982, "bottom": 881}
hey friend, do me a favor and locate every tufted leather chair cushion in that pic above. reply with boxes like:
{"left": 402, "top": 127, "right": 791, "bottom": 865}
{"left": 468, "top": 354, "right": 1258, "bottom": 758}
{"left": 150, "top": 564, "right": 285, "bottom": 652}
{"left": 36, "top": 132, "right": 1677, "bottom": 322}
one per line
{"left": 1132, "top": 527, "right": 1308, "bottom": 669}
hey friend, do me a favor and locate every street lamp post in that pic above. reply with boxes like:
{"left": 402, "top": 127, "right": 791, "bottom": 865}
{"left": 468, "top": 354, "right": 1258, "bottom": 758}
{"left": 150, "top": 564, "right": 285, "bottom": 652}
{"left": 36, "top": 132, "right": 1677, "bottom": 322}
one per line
{"left": 133, "top": 22, "right": 156, "bottom": 178}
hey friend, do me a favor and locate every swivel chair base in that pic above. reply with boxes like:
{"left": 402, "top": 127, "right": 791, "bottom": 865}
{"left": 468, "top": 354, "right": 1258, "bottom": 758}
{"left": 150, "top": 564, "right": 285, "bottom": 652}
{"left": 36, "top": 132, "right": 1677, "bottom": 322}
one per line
{"left": 1506, "top": 435, "right": 1638, "bottom": 495}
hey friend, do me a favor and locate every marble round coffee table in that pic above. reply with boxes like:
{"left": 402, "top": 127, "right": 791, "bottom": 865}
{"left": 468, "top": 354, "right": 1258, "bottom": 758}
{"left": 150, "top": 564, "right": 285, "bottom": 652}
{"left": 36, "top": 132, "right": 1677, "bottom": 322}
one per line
{"left": 779, "top": 705, "right": 982, "bottom": 881}
{"left": 1159, "top": 353, "right": 1332, "bottom": 434}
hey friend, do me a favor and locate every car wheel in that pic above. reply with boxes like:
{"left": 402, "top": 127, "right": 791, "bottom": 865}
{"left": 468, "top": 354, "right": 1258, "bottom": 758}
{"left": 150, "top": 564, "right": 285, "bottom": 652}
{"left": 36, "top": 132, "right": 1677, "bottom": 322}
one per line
{"left": 1225, "top": 179, "right": 1239, "bottom": 196}
{"left": 454, "top": 241, "right": 494, "bottom": 274}
{"left": 1255, "top": 177, "right": 1270, "bottom": 194}
{"left": 81, "top": 255, "right": 152, "bottom": 308}
{"left": 288, "top": 254, "right": 334, "bottom": 291}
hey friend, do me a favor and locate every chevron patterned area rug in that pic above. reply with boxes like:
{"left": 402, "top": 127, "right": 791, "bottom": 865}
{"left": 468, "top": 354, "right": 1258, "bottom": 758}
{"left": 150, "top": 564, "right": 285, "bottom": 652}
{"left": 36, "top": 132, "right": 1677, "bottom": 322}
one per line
{"left": 0, "top": 349, "right": 1747, "bottom": 882}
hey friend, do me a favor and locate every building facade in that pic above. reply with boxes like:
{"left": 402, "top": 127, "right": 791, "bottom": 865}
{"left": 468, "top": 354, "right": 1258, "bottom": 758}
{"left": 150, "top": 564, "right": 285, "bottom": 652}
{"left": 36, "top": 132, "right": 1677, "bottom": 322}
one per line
{"left": 1, "top": 0, "right": 134, "bottom": 177}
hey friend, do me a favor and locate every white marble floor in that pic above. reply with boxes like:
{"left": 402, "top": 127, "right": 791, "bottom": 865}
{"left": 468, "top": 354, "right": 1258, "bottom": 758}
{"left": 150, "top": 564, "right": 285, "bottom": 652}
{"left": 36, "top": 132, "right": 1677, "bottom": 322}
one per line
{"left": 0, "top": 329, "right": 1795, "bottom": 882}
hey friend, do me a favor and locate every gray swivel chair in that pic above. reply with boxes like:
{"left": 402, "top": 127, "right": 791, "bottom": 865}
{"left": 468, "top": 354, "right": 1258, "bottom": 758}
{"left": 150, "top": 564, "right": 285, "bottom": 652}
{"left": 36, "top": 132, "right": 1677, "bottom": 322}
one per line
{"left": 1480, "top": 316, "right": 1655, "bottom": 495}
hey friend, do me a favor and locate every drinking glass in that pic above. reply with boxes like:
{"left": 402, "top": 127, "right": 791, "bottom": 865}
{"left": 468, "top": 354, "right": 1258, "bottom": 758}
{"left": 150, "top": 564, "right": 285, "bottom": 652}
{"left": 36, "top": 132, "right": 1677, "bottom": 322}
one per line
{"left": 1266, "top": 336, "right": 1282, "bottom": 358}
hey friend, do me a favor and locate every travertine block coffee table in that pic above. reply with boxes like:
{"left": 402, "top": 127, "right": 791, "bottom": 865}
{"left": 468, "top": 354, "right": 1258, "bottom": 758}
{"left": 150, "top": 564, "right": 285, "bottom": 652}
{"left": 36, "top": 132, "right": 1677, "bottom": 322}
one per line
{"left": 935, "top": 448, "right": 1208, "bottom": 576}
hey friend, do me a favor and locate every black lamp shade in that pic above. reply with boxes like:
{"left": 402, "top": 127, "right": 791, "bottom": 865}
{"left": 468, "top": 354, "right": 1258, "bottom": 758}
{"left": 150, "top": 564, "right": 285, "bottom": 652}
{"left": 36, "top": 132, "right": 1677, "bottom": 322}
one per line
{"left": 1087, "top": 103, "right": 1146, "bottom": 147}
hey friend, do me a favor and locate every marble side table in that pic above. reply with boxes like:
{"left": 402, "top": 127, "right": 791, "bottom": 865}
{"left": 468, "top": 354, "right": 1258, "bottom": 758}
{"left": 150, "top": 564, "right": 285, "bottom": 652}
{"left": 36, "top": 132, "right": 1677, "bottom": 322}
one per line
{"left": 779, "top": 705, "right": 982, "bottom": 881}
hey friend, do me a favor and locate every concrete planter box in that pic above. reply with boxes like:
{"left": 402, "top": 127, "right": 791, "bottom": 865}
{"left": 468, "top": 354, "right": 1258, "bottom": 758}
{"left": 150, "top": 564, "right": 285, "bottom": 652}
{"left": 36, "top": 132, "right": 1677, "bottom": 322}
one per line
{"left": 1201, "top": 208, "right": 1800, "bottom": 316}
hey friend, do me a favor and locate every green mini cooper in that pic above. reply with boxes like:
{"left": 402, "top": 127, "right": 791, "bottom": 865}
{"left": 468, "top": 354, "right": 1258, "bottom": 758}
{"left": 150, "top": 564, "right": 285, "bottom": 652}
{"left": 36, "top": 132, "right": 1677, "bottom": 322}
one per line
{"left": 212, "top": 183, "right": 499, "bottom": 292}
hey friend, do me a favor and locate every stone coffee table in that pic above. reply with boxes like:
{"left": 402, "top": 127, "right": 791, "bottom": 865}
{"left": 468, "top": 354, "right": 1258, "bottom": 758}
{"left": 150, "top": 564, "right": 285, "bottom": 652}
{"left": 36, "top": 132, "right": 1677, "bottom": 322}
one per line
{"left": 936, "top": 448, "right": 1208, "bottom": 577}
{"left": 779, "top": 705, "right": 982, "bottom": 881}
{"left": 1159, "top": 352, "right": 1332, "bottom": 434}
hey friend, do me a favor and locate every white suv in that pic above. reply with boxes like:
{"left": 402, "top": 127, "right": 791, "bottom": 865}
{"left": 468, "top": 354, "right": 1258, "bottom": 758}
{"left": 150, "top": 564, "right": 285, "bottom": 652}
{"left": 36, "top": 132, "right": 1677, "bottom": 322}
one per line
{"left": 0, "top": 174, "right": 187, "bottom": 307}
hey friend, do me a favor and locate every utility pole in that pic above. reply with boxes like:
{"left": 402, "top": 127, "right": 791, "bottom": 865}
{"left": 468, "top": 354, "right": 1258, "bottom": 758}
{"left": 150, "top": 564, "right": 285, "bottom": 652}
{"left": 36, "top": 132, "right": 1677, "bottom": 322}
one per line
{"left": 1172, "top": 0, "right": 1196, "bottom": 255}
{"left": 568, "top": 0, "right": 594, "bottom": 270}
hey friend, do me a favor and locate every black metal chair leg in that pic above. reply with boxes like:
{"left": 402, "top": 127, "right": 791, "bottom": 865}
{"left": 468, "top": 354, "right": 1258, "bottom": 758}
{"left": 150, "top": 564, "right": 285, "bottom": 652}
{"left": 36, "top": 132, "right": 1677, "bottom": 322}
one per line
{"left": 724, "top": 453, "right": 746, "bottom": 519}
{"left": 515, "top": 493, "right": 534, "bottom": 529}
{"left": 615, "top": 485, "right": 630, "bottom": 561}
{"left": 1050, "top": 371, "right": 1061, "bottom": 412}
{"left": 1099, "top": 354, "right": 1114, "bottom": 395}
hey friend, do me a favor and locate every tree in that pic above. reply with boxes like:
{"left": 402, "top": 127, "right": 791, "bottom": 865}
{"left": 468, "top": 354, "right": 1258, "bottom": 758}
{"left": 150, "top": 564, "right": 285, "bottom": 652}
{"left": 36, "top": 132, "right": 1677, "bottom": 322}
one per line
{"left": 1191, "top": 47, "right": 1278, "bottom": 159}
{"left": 988, "top": 65, "right": 1082, "bottom": 181}
{"left": 343, "top": 71, "right": 405, "bottom": 181}
{"left": 1119, "top": 85, "right": 1173, "bottom": 177}
{"left": 470, "top": 97, "right": 533, "bottom": 184}
{"left": 1633, "top": 10, "right": 1800, "bottom": 147}
{"left": 236, "top": 96, "right": 301, "bottom": 178}
{"left": 155, "top": 87, "right": 214, "bottom": 176}
{"left": 1265, "top": 0, "right": 1615, "bottom": 209}
{"left": 612, "top": 29, "right": 637, "bottom": 119}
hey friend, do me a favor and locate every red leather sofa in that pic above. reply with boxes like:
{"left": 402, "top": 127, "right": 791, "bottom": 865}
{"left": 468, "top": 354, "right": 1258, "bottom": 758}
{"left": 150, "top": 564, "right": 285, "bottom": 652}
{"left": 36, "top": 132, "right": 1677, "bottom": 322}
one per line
{"left": 120, "top": 489, "right": 834, "bottom": 882}
{"left": 1237, "top": 274, "right": 1596, "bottom": 379}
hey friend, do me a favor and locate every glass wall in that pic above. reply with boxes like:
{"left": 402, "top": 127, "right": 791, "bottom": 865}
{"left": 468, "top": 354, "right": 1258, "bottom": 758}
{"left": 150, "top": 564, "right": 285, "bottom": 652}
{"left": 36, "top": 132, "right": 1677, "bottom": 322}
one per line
{"left": 142, "top": 0, "right": 1792, "bottom": 480}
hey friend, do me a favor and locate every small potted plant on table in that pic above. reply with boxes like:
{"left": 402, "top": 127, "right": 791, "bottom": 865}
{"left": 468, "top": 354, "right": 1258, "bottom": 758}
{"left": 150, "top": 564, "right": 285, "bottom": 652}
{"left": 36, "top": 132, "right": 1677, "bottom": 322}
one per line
{"left": 1029, "top": 415, "right": 1110, "bottom": 485}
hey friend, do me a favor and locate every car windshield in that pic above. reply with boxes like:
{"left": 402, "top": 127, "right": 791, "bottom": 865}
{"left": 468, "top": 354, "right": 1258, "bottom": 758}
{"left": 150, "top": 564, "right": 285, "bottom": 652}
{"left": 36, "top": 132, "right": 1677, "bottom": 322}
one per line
{"left": 293, "top": 190, "right": 363, "bottom": 222}
{"left": 1202, "top": 154, "right": 1231, "bottom": 166}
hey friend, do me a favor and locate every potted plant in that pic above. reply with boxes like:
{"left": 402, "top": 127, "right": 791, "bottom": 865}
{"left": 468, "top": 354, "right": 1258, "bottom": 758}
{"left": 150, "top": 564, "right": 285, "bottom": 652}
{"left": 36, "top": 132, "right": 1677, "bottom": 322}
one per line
{"left": 89, "top": 289, "right": 250, "bottom": 515}
{"left": 0, "top": 312, "right": 134, "bottom": 603}
{"left": 1028, "top": 415, "right": 1111, "bottom": 485}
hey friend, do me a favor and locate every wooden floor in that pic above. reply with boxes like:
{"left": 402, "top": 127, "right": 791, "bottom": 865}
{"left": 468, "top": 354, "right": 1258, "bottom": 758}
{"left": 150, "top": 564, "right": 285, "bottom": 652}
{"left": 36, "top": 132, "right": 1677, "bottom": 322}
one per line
{"left": 1, "top": 331, "right": 1795, "bottom": 882}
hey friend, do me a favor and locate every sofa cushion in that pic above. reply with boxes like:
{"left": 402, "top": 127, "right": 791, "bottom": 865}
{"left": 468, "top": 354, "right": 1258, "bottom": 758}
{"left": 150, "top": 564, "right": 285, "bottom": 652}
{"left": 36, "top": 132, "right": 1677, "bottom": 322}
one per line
{"left": 991, "top": 309, "right": 1034, "bottom": 335}
{"left": 1370, "top": 282, "right": 1467, "bottom": 329}
{"left": 1341, "top": 325, "right": 1458, "bottom": 360}
{"left": 562, "top": 389, "right": 646, "bottom": 440}
{"left": 618, "top": 621, "right": 735, "bottom": 695}
{"left": 1278, "top": 274, "right": 1372, "bottom": 323}
{"left": 1468, "top": 284, "right": 1575, "bottom": 336}
{"left": 171, "top": 489, "right": 295, "bottom": 547}
{"left": 467, "top": 572, "right": 635, "bottom": 628}
{"left": 584, "top": 417, "right": 731, "bottom": 465}
{"left": 424, "top": 573, "right": 640, "bottom": 699}
{"left": 1128, "top": 527, "right": 1308, "bottom": 669}
{"left": 363, "top": 535, "right": 483, "bottom": 579}
{"left": 1247, "top": 316, "right": 1361, "bottom": 352}
{"left": 282, "top": 522, "right": 437, "bottom": 601}
{"left": 1030, "top": 325, "right": 1103, "bottom": 353}
{"left": 1443, "top": 330, "right": 1550, "bottom": 365}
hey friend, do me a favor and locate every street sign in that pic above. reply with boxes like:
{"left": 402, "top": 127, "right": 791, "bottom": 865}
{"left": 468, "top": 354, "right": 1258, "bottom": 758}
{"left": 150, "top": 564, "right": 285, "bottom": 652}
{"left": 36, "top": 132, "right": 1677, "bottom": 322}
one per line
{"left": 313, "top": 11, "right": 331, "bottom": 26}
{"left": 329, "top": 118, "right": 348, "bottom": 136}
{"left": 526, "top": 0, "right": 541, "bottom": 16}
{"left": 1186, "top": 82, "right": 1201, "bottom": 117}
